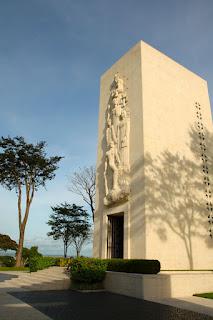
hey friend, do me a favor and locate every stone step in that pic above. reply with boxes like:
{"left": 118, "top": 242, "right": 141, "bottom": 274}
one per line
{"left": 6, "top": 273, "right": 69, "bottom": 281}
{"left": 0, "top": 267, "right": 71, "bottom": 292}
{"left": 21, "top": 279, "right": 71, "bottom": 291}
{"left": 0, "top": 279, "right": 71, "bottom": 291}
{"left": 1, "top": 278, "right": 67, "bottom": 287}
{"left": 0, "top": 275, "right": 69, "bottom": 286}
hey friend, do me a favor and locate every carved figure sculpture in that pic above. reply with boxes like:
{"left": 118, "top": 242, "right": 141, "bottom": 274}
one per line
{"left": 104, "top": 141, "right": 120, "bottom": 196}
{"left": 106, "top": 115, "right": 117, "bottom": 146}
{"left": 119, "top": 109, "right": 130, "bottom": 170}
{"left": 104, "top": 73, "right": 130, "bottom": 205}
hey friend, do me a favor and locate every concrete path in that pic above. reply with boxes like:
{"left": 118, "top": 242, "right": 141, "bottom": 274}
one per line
{"left": 0, "top": 292, "right": 52, "bottom": 320}
{"left": 148, "top": 296, "right": 213, "bottom": 318}
{"left": 0, "top": 267, "right": 70, "bottom": 320}
{"left": 0, "top": 268, "right": 213, "bottom": 319}
{"left": 10, "top": 290, "right": 213, "bottom": 320}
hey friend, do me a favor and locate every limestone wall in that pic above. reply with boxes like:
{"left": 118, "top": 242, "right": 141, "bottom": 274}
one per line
{"left": 93, "top": 40, "right": 213, "bottom": 269}
{"left": 141, "top": 42, "right": 213, "bottom": 269}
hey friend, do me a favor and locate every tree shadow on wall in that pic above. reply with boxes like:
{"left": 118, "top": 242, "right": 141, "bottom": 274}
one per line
{"left": 144, "top": 126, "right": 213, "bottom": 269}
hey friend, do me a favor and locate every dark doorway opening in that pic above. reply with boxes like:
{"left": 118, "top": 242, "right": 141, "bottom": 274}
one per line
{"left": 107, "top": 214, "right": 124, "bottom": 258}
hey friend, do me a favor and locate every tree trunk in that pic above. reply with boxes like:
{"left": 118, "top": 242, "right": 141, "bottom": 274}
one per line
{"left": 64, "top": 242, "right": 67, "bottom": 258}
{"left": 15, "top": 185, "right": 33, "bottom": 267}
{"left": 88, "top": 192, "right": 95, "bottom": 222}
{"left": 76, "top": 248, "right": 80, "bottom": 257}
{"left": 15, "top": 226, "right": 25, "bottom": 267}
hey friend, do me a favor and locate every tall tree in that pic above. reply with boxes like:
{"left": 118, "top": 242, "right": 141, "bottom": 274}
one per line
{"left": 68, "top": 166, "right": 96, "bottom": 221}
{"left": 47, "top": 203, "right": 90, "bottom": 257}
{"left": 0, "top": 234, "right": 17, "bottom": 252}
{"left": 0, "top": 136, "right": 62, "bottom": 266}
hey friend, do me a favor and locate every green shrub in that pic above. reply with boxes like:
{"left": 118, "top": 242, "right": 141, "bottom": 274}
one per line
{"left": 22, "top": 246, "right": 42, "bottom": 267}
{"left": 56, "top": 258, "right": 72, "bottom": 267}
{"left": 69, "top": 258, "right": 107, "bottom": 284}
{"left": 105, "top": 259, "right": 160, "bottom": 274}
{"left": 29, "top": 246, "right": 42, "bottom": 259}
{"left": 45, "top": 257, "right": 69, "bottom": 267}
{"left": 54, "top": 258, "right": 61, "bottom": 266}
{"left": 29, "top": 256, "right": 56, "bottom": 272}
{"left": 0, "top": 266, "right": 29, "bottom": 271}
{"left": 0, "top": 256, "right": 16, "bottom": 267}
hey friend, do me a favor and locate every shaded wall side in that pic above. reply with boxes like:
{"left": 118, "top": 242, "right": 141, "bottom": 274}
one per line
{"left": 141, "top": 41, "right": 213, "bottom": 269}
{"left": 128, "top": 42, "right": 146, "bottom": 258}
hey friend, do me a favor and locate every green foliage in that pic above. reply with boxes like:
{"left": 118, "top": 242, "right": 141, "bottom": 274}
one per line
{"left": 0, "top": 136, "right": 63, "bottom": 267}
{"left": 29, "top": 256, "right": 56, "bottom": 272}
{"left": 22, "top": 246, "right": 42, "bottom": 266}
{"left": 194, "top": 292, "right": 213, "bottom": 299}
{"left": 0, "top": 267, "right": 29, "bottom": 271}
{"left": 0, "top": 136, "right": 63, "bottom": 191}
{"left": 0, "top": 234, "right": 17, "bottom": 251}
{"left": 55, "top": 257, "right": 72, "bottom": 267}
{"left": 29, "top": 246, "right": 42, "bottom": 258}
{"left": 21, "top": 247, "right": 30, "bottom": 266}
{"left": 0, "top": 256, "right": 16, "bottom": 267}
{"left": 105, "top": 259, "right": 161, "bottom": 274}
{"left": 69, "top": 258, "right": 107, "bottom": 284}
{"left": 47, "top": 203, "right": 90, "bottom": 257}
{"left": 69, "top": 258, "right": 160, "bottom": 286}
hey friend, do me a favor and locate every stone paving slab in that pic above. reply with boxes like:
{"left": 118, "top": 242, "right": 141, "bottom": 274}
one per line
{"left": 10, "top": 290, "right": 213, "bottom": 320}
{"left": 148, "top": 296, "right": 213, "bottom": 317}
{"left": 0, "top": 292, "right": 52, "bottom": 320}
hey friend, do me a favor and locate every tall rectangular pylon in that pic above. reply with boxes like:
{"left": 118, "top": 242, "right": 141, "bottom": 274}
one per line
{"left": 93, "top": 41, "right": 213, "bottom": 269}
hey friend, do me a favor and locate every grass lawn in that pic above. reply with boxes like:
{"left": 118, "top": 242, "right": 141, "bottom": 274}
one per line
{"left": 0, "top": 267, "right": 29, "bottom": 271}
{"left": 162, "top": 269, "right": 213, "bottom": 271}
{"left": 193, "top": 292, "right": 213, "bottom": 299}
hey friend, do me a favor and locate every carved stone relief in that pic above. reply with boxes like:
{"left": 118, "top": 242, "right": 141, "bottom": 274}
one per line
{"left": 104, "top": 73, "right": 130, "bottom": 205}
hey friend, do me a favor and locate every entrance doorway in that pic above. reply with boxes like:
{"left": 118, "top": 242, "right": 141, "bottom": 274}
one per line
{"left": 107, "top": 214, "right": 124, "bottom": 258}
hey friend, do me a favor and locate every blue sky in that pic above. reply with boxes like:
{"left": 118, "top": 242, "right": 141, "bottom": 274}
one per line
{"left": 0, "top": 0, "right": 212, "bottom": 256}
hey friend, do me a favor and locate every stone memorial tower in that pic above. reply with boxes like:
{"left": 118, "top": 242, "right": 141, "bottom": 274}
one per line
{"left": 93, "top": 41, "right": 213, "bottom": 269}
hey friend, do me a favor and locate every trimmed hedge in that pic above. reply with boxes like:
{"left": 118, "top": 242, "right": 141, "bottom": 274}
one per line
{"left": 68, "top": 258, "right": 160, "bottom": 290}
{"left": 0, "top": 256, "right": 16, "bottom": 267}
{"left": 105, "top": 259, "right": 160, "bottom": 274}
{"left": 29, "top": 256, "right": 57, "bottom": 272}
{"left": 69, "top": 258, "right": 107, "bottom": 284}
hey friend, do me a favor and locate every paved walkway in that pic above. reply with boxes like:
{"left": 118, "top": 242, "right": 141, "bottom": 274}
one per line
{"left": 0, "top": 292, "right": 51, "bottom": 320}
{"left": 0, "top": 268, "right": 213, "bottom": 319}
{"left": 148, "top": 296, "right": 213, "bottom": 318}
{"left": 10, "top": 290, "right": 213, "bottom": 320}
